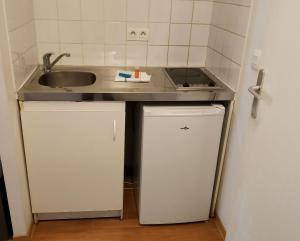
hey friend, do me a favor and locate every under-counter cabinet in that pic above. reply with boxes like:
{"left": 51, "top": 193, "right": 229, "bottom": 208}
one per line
{"left": 20, "top": 102, "right": 125, "bottom": 221}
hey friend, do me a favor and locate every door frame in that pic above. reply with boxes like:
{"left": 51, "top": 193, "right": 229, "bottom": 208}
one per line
{"left": 0, "top": 0, "right": 33, "bottom": 237}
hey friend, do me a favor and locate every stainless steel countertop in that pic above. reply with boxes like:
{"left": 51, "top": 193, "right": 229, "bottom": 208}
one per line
{"left": 18, "top": 66, "right": 235, "bottom": 101}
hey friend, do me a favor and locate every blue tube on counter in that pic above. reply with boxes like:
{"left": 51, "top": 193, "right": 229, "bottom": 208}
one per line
{"left": 119, "top": 73, "right": 132, "bottom": 79}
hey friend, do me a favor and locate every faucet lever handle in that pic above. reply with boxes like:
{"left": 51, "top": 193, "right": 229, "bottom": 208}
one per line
{"left": 42, "top": 53, "right": 55, "bottom": 72}
{"left": 43, "top": 52, "right": 54, "bottom": 63}
{"left": 43, "top": 52, "right": 54, "bottom": 58}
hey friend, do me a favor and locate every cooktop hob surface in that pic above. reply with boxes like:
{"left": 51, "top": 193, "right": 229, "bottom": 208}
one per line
{"left": 165, "top": 68, "right": 220, "bottom": 90}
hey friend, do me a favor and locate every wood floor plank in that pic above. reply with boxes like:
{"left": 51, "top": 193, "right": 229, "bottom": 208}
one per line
{"left": 31, "top": 189, "right": 223, "bottom": 241}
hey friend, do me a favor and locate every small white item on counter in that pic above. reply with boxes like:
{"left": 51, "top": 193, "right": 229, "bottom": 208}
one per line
{"left": 115, "top": 71, "right": 151, "bottom": 83}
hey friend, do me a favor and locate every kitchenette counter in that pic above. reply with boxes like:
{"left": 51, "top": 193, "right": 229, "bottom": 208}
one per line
{"left": 18, "top": 66, "right": 235, "bottom": 102}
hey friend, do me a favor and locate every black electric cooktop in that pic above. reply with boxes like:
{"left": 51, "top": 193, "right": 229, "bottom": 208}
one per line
{"left": 165, "top": 68, "right": 218, "bottom": 90}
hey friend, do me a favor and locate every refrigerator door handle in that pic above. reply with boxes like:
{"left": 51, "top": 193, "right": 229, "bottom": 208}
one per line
{"left": 180, "top": 126, "right": 190, "bottom": 130}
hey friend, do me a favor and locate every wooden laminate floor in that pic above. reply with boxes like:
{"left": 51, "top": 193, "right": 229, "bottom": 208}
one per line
{"left": 30, "top": 189, "right": 223, "bottom": 241}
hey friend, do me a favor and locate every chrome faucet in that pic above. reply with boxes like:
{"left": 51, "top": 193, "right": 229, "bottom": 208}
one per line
{"left": 42, "top": 52, "right": 71, "bottom": 72}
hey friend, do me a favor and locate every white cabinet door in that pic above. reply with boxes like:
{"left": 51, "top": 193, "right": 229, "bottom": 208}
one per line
{"left": 21, "top": 102, "right": 125, "bottom": 214}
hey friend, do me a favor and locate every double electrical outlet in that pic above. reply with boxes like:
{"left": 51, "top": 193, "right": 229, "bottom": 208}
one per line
{"left": 127, "top": 28, "right": 150, "bottom": 41}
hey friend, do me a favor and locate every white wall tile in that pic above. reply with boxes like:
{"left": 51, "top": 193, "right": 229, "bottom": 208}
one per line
{"left": 9, "top": 22, "right": 36, "bottom": 57}
{"left": 82, "top": 0, "right": 103, "bottom": 21}
{"left": 127, "top": 0, "right": 149, "bottom": 22}
{"left": 211, "top": 3, "right": 226, "bottom": 29}
{"left": 35, "top": 20, "right": 59, "bottom": 43}
{"left": 105, "top": 22, "right": 126, "bottom": 45}
{"left": 22, "top": 46, "right": 38, "bottom": 69}
{"left": 31, "top": 0, "right": 217, "bottom": 68}
{"left": 57, "top": 0, "right": 81, "bottom": 21}
{"left": 147, "top": 46, "right": 168, "bottom": 66}
{"left": 57, "top": 0, "right": 81, "bottom": 20}
{"left": 171, "top": 0, "right": 193, "bottom": 23}
{"left": 206, "top": 47, "right": 242, "bottom": 90}
{"left": 5, "top": 0, "right": 34, "bottom": 31}
{"left": 59, "top": 21, "right": 81, "bottom": 43}
{"left": 168, "top": 46, "right": 189, "bottom": 66}
{"left": 169, "top": 24, "right": 191, "bottom": 45}
{"left": 105, "top": 45, "right": 126, "bottom": 66}
{"left": 33, "top": 0, "right": 57, "bottom": 20}
{"left": 229, "top": 5, "right": 250, "bottom": 36}
{"left": 4, "top": 0, "right": 38, "bottom": 89}
{"left": 148, "top": 23, "right": 169, "bottom": 45}
{"left": 188, "top": 46, "right": 207, "bottom": 66}
{"left": 222, "top": 31, "right": 245, "bottom": 64}
{"left": 206, "top": 48, "right": 221, "bottom": 79}
{"left": 211, "top": 2, "right": 250, "bottom": 37}
{"left": 83, "top": 44, "right": 105, "bottom": 65}
{"left": 37, "top": 43, "right": 60, "bottom": 64}
{"left": 30, "top": 0, "right": 252, "bottom": 73}
{"left": 13, "top": 46, "right": 38, "bottom": 88}
{"left": 81, "top": 21, "right": 104, "bottom": 44}
{"left": 207, "top": 1, "right": 251, "bottom": 89}
{"left": 208, "top": 25, "right": 217, "bottom": 49}
{"left": 104, "top": 0, "right": 126, "bottom": 21}
{"left": 193, "top": 1, "right": 213, "bottom": 24}
{"left": 127, "top": 21, "right": 149, "bottom": 29}
{"left": 149, "top": 0, "right": 171, "bottom": 23}
{"left": 60, "top": 43, "right": 83, "bottom": 65}
{"left": 227, "top": 60, "right": 241, "bottom": 89}
{"left": 190, "top": 24, "right": 210, "bottom": 46}
{"left": 209, "top": 27, "right": 225, "bottom": 53}
{"left": 126, "top": 45, "right": 147, "bottom": 66}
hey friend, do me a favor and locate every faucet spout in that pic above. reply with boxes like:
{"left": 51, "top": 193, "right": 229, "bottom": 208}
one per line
{"left": 42, "top": 52, "right": 71, "bottom": 72}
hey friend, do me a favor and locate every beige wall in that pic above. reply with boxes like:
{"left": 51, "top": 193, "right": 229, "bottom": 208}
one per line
{"left": 221, "top": 1, "right": 300, "bottom": 240}
{"left": 214, "top": 0, "right": 254, "bottom": 231}
{"left": 0, "top": 3, "right": 38, "bottom": 235}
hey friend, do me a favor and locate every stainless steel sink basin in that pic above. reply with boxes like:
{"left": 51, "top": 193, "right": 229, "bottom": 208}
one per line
{"left": 38, "top": 71, "right": 96, "bottom": 88}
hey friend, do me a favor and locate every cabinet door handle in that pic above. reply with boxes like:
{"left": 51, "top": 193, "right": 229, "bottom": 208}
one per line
{"left": 113, "top": 120, "right": 117, "bottom": 141}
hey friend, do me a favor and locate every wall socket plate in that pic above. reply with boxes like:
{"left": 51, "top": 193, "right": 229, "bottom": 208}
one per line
{"left": 127, "top": 28, "right": 149, "bottom": 41}
{"left": 139, "top": 28, "right": 149, "bottom": 41}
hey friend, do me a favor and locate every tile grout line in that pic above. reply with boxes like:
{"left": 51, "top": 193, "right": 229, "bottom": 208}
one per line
{"left": 208, "top": 46, "right": 241, "bottom": 66}
{"left": 101, "top": 0, "right": 105, "bottom": 66}
{"left": 166, "top": 0, "right": 173, "bottom": 67}
{"left": 79, "top": 0, "right": 83, "bottom": 65}
{"left": 56, "top": 0, "right": 62, "bottom": 58}
{"left": 124, "top": 0, "right": 128, "bottom": 66}
{"left": 8, "top": 19, "right": 34, "bottom": 33}
{"left": 187, "top": 0, "right": 196, "bottom": 67}
{"left": 211, "top": 24, "right": 247, "bottom": 39}
{"left": 145, "top": 0, "right": 151, "bottom": 67}
{"left": 35, "top": 18, "right": 212, "bottom": 26}
{"left": 103, "top": 0, "right": 107, "bottom": 66}
{"left": 213, "top": 0, "right": 251, "bottom": 8}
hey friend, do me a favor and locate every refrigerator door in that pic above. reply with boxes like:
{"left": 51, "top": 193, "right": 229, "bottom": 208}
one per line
{"left": 138, "top": 105, "right": 225, "bottom": 224}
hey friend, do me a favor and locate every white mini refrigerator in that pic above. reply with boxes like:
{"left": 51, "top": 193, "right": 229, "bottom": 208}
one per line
{"left": 135, "top": 105, "right": 225, "bottom": 224}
